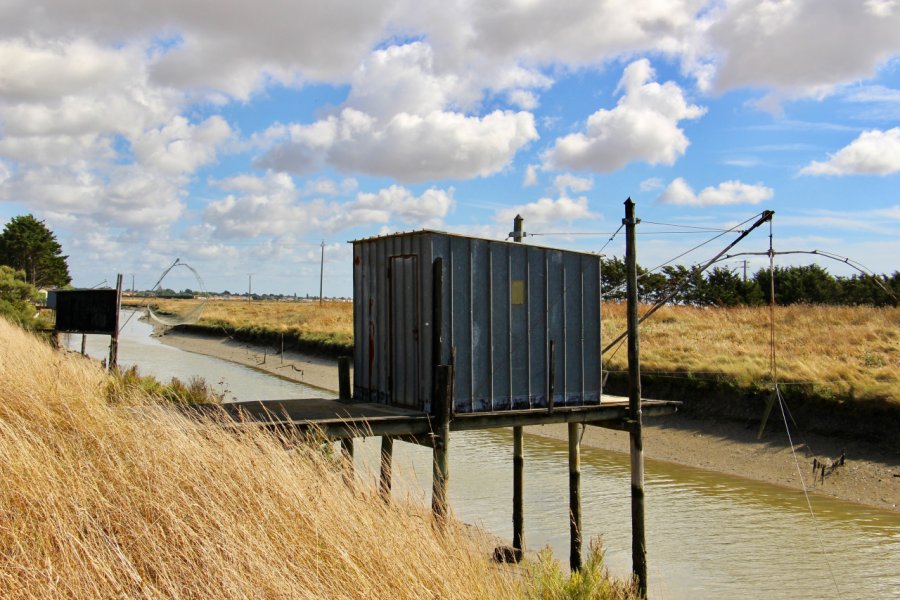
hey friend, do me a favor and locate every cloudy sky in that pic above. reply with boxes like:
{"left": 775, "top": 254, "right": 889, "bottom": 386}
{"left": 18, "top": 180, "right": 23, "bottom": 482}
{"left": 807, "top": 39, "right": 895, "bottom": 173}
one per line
{"left": 1, "top": 0, "right": 899, "bottom": 296}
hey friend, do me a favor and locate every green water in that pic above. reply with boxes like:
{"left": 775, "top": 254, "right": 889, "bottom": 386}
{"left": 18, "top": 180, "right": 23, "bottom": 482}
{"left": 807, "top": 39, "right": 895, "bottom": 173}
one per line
{"left": 353, "top": 430, "right": 899, "bottom": 600}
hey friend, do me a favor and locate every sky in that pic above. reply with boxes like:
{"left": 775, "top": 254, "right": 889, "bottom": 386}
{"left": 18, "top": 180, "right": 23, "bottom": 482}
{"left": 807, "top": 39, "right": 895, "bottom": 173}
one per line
{"left": 1, "top": 0, "right": 899, "bottom": 297}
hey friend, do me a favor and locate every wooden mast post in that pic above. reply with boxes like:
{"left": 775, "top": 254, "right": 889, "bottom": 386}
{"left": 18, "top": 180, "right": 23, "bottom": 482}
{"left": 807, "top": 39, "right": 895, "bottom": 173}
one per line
{"left": 432, "top": 364, "right": 452, "bottom": 521}
{"left": 511, "top": 215, "right": 526, "bottom": 559}
{"left": 108, "top": 273, "right": 123, "bottom": 371}
{"left": 625, "top": 198, "right": 648, "bottom": 597}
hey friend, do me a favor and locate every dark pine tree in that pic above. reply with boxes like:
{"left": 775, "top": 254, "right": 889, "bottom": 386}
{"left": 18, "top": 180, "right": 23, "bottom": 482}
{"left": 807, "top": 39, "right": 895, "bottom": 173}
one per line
{"left": 0, "top": 214, "right": 71, "bottom": 288}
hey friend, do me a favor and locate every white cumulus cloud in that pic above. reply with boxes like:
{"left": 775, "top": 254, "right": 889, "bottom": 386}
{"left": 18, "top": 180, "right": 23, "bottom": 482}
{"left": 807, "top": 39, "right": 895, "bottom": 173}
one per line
{"left": 253, "top": 42, "right": 540, "bottom": 182}
{"left": 708, "top": 0, "right": 900, "bottom": 99}
{"left": 204, "top": 174, "right": 454, "bottom": 238}
{"left": 132, "top": 116, "right": 231, "bottom": 175}
{"left": 330, "top": 185, "right": 454, "bottom": 230}
{"left": 658, "top": 177, "right": 774, "bottom": 206}
{"left": 553, "top": 173, "right": 593, "bottom": 195}
{"left": 258, "top": 107, "right": 537, "bottom": 183}
{"left": 543, "top": 59, "right": 705, "bottom": 172}
{"left": 496, "top": 195, "right": 596, "bottom": 229}
{"left": 800, "top": 128, "right": 900, "bottom": 176}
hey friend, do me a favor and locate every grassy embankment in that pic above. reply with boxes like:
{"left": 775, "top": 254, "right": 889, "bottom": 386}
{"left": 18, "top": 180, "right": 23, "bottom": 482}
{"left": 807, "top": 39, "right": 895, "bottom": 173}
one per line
{"left": 134, "top": 298, "right": 899, "bottom": 435}
{"left": 601, "top": 303, "right": 898, "bottom": 438}
{"left": 0, "top": 316, "right": 636, "bottom": 599}
{"left": 135, "top": 298, "right": 898, "bottom": 402}
{"left": 131, "top": 297, "right": 354, "bottom": 355}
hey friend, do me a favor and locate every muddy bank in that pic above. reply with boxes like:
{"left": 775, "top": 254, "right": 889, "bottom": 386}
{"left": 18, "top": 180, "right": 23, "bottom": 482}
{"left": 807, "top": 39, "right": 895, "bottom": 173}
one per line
{"left": 158, "top": 330, "right": 344, "bottom": 394}
{"left": 158, "top": 329, "right": 899, "bottom": 512}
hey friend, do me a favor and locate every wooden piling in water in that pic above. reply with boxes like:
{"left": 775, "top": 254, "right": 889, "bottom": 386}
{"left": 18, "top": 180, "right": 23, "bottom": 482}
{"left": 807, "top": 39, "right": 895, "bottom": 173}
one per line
{"left": 568, "top": 422, "right": 583, "bottom": 571}
{"left": 625, "top": 198, "right": 648, "bottom": 597}
{"left": 432, "top": 364, "right": 452, "bottom": 521}
{"left": 380, "top": 436, "right": 393, "bottom": 500}
{"left": 513, "top": 425, "right": 525, "bottom": 557}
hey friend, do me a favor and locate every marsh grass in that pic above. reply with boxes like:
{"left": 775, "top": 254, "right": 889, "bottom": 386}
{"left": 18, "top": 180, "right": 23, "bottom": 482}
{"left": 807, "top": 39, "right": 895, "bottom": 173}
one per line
{"left": 131, "top": 298, "right": 354, "bottom": 349}
{"left": 601, "top": 303, "right": 899, "bottom": 402}
{"left": 108, "top": 365, "right": 224, "bottom": 405}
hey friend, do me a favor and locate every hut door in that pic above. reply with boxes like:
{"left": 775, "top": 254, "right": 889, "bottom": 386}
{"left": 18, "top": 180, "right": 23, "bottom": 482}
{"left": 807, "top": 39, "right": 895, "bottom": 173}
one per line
{"left": 388, "top": 255, "right": 420, "bottom": 408}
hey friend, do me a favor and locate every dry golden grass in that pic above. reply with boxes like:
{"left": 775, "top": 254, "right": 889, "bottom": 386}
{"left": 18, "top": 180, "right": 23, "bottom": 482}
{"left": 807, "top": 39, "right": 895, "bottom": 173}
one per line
{"left": 602, "top": 303, "right": 899, "bottom": 402}
{"left": 131, "top": 298, "right": 355, "bottom": 348}
{"left": 128, "top": 298, "right": 899, "bottom": 403}
{"left": 0, "top": 317, "right": 534, "bottom": 598}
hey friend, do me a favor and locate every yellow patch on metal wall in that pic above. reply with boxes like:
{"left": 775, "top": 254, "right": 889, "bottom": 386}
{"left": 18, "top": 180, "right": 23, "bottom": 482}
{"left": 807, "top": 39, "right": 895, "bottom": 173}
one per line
{"left": 511, "top": 280, "right": 525, "bottom": 305}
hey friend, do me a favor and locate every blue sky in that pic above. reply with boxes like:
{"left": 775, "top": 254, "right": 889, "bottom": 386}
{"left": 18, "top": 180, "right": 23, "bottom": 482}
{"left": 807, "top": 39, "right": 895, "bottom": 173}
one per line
{"left": 1, "top": 1, "right": 899, "bottom": 296}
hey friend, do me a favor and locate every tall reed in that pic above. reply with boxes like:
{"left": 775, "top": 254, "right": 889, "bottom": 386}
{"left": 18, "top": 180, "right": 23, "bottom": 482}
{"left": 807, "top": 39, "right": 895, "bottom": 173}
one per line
{"left": 0, "top": 317, "right": 527, "bottom": 598}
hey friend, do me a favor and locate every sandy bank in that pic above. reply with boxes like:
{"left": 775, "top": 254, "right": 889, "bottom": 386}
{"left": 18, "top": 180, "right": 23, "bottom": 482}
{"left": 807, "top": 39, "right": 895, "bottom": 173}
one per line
{"left": 158, "top": 330, "right": 345, "bottom": 394}
{"left": 159, "top": 329, "right": 898, "bottom": 512}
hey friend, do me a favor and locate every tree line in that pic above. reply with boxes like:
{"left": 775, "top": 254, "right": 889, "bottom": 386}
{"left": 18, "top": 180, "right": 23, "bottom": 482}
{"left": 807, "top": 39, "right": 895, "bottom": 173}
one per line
{"left": 601, "top": 257, "right": 899, "bottom": 307}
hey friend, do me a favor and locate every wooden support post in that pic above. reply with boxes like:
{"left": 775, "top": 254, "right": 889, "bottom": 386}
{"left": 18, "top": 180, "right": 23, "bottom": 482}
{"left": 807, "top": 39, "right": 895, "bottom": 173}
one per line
{"left": 380, "top": 436, "right": 393, "bottom": 500}
{"left": 568, "top": 422, "right": 583, "bottom": 571}
{"left": 432, "top": 364, "right": 452, "bottom": 521}
{"left": 625, "top": 198, "right": 647, "bottom": 597}
{"left": 108, "top": 273, "right": 123, "bottom": 371}
{"left": 513, "top": 425, "right": 525, "bottom": 557}
{"left": 81, "top": 334, "right": 87, "bottom": 355}
{"left": 338, "top": 356, "right": 352, "bottom": 401}
{"left": 340, "top": 438, "right": 354, "bottom": 482}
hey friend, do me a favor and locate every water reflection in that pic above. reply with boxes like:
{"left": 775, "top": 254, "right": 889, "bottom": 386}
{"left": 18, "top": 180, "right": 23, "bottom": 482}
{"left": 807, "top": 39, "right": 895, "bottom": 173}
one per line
{"left": 353, "top": 430, "right": 900, "bottom": 600}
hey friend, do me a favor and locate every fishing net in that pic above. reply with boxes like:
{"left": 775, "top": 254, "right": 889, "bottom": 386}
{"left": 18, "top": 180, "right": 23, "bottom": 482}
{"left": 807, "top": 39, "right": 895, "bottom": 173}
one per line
{"left": 145, "top": 260, "right": 209, "bottom": 327}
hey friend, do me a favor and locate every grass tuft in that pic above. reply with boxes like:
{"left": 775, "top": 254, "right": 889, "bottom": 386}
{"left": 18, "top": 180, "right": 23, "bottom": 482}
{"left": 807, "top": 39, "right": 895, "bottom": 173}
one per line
{"left": 523, "top": 539, "right": 638, "bottom": 600}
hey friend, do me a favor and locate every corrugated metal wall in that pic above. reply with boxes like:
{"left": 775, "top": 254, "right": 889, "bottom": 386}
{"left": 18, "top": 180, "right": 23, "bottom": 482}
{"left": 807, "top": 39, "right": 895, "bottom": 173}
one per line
{"left": 353, "top": 231, "right": 602, "bottom": 413}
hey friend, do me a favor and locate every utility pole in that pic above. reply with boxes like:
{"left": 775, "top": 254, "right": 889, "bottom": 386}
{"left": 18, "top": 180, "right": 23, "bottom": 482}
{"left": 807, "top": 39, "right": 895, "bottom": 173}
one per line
{"left": 319, "top": 240, "right": 325, "bottom": 304}
{"left": 624, "top": 198, "right": 647, "bottom": 597}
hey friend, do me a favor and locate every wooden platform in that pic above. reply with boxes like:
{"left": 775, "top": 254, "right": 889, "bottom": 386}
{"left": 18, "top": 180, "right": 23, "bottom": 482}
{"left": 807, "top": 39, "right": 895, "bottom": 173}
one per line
{"left": 200, "top": 395, "right": 680, "bottom": 440}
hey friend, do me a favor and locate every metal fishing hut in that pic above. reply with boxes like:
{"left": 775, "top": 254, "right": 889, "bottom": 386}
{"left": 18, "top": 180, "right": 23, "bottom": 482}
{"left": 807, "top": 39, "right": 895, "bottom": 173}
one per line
{"left": 225, "top": 200, "right": 676, "bottom": 595}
